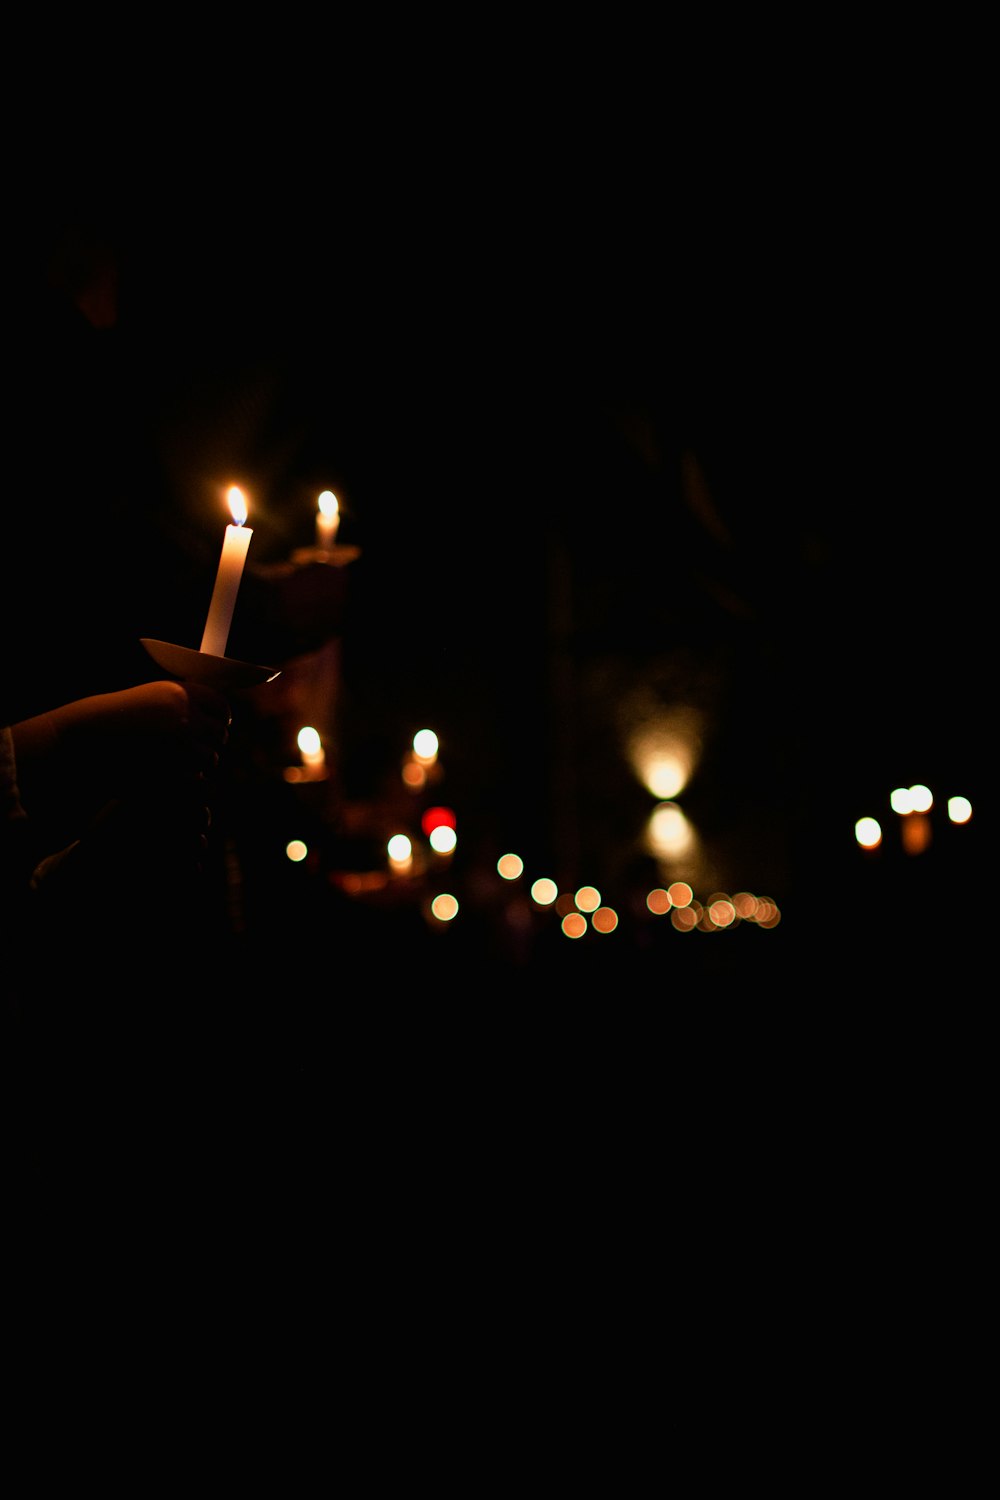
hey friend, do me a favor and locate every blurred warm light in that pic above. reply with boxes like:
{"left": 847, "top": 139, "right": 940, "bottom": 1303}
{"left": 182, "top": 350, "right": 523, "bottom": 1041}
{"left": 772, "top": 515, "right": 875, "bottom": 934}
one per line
{"left": 387, "top": 834, "right": 412, "bottom": 865}
{"left": 297, "top": 726, "right": 321, "bottom": 758}
{"left": 732, "top": 891, "right": 757, "bottom": 919}
{"left": 592, "top": 907, "right": 618, "bottom": 934}
{"left": 646, "top": 888, "right": 672, "bottom": 915}
{"left": 555, "top": 893, "right": 577, "bottom": 918}
{"left": 402, "top": 760, "right": 426, "bottom": 789}
{"left": 647, "top": 802, "right": 695, "bottom": 859}
{"left": 855, "top": 817, "right": 882, "bottom": 849}
{"left": 671, "top": 906, "right": 698, "bottom": 931}
{"left": 531, "top": 877, "right": 558, "bottom": 906}
{"left": 901, "top": 813, "right": 932, "bottom": 856}
{"left": 286, "top": 840, "right": 308, "bottom": 863}
{"left": 627, "top": 708, "right": 701, "bottom": 799}
{"left": 645, "top": 753, "right": 688, "bottom": 799}
{"left": 429, "top": 825, "right": 457, "bottom": 854}
{"left": 296, "top": 726, "right": 325, "bottom": 774}
{"left": 226, "top": 485, "right": 248, "bottom": 526}
{"left": 668, "top": 881, "right": 693, "bottom": 908}
{"left": 709, "top": 897, "right": 737, "bottom": 928}
{"left": 575, "top": 885, "right": 601, "bottom": 913}
{"left": 498, "top": 853, "right": 524, "bottom": 880}
{"left": 318, "top": 490, "right": 339, "bottom": 521}
{"left": 333, "top": 869, "right": 388, "bottom": 895}
{"left": 431, "top": 893, "right": 459, "bottom": 922}
{"left": 948, "top": 796, "right": 972, "bottom": 824}
{"left": 561, "top": 912, "right": 588, "bottom": 939}
{"left": 892, "top": 783, "right": 934, "bottom": 816}
{"left": 757, "top": 900, "right": 781, "bottom": 928}
{"left": 413, "top": 729, "right": 439, "bottom": 764}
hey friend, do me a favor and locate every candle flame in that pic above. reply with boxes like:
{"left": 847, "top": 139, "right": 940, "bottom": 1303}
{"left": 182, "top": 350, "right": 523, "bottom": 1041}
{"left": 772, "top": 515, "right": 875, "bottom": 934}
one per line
{"left": 318, "top": 490, "right": 339, "bottom": 520}
{"left": 227, "top": 486, "right": 248, "bottom": 527}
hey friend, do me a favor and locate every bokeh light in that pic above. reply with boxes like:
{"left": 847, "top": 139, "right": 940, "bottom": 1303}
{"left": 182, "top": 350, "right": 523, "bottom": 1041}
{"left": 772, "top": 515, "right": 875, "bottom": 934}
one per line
{"left": 909, "top": 784, "right": 933, "bottom": 813}
{"left": 429, "top": 825, "right": 457, "bottom": 854}
{"left": 431, "top": 893, "right": 459, "bottom": 922}
{"left": 531, "top": 878, "right": 558, "bottom": 906}
{"left": 422, "top": 806, "right": 457, "bottom": 835}
{"left": 413, "top": 729, "right": 439, "bottom": 763}
{"left": 626, "top": 708, "right": 702, "bottom": 799}
{"left": 667, "top": 881, "right": 693, "bottom": 908}
{"left": 901, "top": 813, "right": 932, "bottom": 855}
{"left": 387, "top": 834, "right": 412, "bottom": 863}
{"left": 286, "top": 840, "right": 308, "bottom": 863}
{"left": 948, "top": 796, "right": 972, "bottom": 824}
{"left": 561, "top": 912, "right": 587, "bottom": 939}
{"left": 498, "top": 853, "right": 524, "bottom": 880}
{"left": 708, "top": 897, "right": 737, "bottom": 928}
{"left": 575, "top": 885, "right": 601, "bottom": 913}
{"left": 855, "top": 817, "right": 882, "bottom": 849}
{"left": 297, "top": 726, "right": 322, "bottom": 758}
{"left": 592, "top": 907, "right": 618, "bottom": 934}
{"left": 647, "top": 801, "right": 695, "bottom": 859}
{"left": 646, "top": 888, "right": 672, "bottom": 915}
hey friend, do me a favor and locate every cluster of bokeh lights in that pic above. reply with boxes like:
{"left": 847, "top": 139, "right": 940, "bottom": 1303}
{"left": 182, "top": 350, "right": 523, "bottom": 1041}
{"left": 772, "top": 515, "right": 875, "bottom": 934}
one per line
{"left": 498, "top": 863, "right": 778, "bottom": 938}
{"left": 855, "top": 784, "right": 973, "bottom": 851}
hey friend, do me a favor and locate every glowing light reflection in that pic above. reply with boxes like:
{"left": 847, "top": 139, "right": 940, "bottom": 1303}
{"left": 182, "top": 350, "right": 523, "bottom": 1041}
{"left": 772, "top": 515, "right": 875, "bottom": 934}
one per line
{"left": 901, "top": 813, "right": 932, "bottom": 855}
{"left": 647, "top": 802, "right": 695, "bottom": 859}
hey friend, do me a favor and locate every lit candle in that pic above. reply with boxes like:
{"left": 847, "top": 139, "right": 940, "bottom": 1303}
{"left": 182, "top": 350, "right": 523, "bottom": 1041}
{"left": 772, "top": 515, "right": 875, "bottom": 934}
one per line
{"left": 200, "top": 487, "right": 253, "bottom": 657}
{"left": 316, "top": 490, "right": 340, "bottom": 551}
{"left": 297, "top": 725, "right": 326, "bottom": 777}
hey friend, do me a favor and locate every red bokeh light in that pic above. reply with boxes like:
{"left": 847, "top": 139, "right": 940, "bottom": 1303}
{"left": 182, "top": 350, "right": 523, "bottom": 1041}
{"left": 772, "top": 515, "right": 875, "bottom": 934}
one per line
{"left": 421, "top": 806, "right": 457, "bottom": 836}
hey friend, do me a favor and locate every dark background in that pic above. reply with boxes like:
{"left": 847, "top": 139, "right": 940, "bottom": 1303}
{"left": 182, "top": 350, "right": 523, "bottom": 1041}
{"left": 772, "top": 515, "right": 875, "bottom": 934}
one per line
{"left": 4, "top": 48, "right": 991, "bottom": 1450}
{"left": 6, "top": 66, "right": 989, "bottom": 1000}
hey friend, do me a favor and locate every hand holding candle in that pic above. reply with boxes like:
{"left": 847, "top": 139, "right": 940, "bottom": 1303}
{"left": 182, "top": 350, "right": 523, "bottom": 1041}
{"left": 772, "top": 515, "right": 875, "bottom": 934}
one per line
{"left": 200, "top": 486, "right": 253, "bottom": 657}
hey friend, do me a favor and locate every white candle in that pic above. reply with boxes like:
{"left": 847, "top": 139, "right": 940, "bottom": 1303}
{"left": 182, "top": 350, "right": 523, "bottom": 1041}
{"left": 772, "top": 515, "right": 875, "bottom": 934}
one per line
{"left": 200, "top": 487, "right": 253, "bottom": 657}
{"left": 316, "top": 490, "right": 340, "bottom": 551}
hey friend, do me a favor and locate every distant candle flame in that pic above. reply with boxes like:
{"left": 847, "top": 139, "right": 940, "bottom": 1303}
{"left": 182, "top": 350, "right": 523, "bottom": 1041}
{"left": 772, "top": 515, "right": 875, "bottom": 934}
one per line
{"left": 227, "top": 486, "right": 248, "bottom": 526}
{"left": 318, "top": 490, "right": 339, "bottom": 520}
